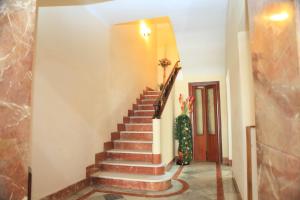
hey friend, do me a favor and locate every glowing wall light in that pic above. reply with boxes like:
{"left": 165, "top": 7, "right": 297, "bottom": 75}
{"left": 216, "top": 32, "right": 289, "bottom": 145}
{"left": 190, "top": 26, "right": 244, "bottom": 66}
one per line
{"left": 269, "top": 11, "right": 289, "bottom": 21}
{"left": 140, "top": 21, "right": 151, "bottom": 38}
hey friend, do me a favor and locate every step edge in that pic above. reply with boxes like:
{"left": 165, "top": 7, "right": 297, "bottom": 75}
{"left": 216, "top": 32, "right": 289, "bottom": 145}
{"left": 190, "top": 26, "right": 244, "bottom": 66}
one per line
{"left": 92, "top": 172, "right": 171, "bottom": 183}
{"left": 114, "top": 140, "right": 153, "bottom": 144}
{"left": 106, "top": 149, "right": 152, "bottom": 154}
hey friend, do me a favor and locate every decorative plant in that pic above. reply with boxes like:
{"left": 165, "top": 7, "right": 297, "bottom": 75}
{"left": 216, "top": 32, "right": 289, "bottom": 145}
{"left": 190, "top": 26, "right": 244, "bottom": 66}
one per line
{"left": 175, "top": 94, "right": 194, "bottom": 165}
{"left": 158, "top": 58, "right": 171, "bottom": 84}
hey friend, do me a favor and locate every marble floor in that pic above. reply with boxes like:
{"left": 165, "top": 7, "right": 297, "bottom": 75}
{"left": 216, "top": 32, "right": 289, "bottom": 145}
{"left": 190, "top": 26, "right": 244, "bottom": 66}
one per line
{"left": 67, "top": 162, "right": 241, "bottom": 200}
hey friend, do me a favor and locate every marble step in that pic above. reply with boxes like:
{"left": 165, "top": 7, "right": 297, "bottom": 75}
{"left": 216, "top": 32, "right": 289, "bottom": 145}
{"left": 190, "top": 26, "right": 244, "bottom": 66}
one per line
{"left": 141, "top": 95, "right": 159, "bottom": 100}
{"left": 98, "top": 160, "right": 165, "bottom": 175}
{"left": 137, "top": 99, "right": 156, "bottom": 105}
{"left": 137, "top": 104, "right": 155, "bottom": 110}
{"left": 125, "top": 123, "right": 152, "bottom": 131}
{"left": 134, "top": 110, "right": 154, "bottom": 116}
{"left": 113, "top": 140, "right": 153, "bottom": 151}
{"left": 120, "top": 131, "right": 152, "bottom": 141}
{"left": 106, "top": 149, "right": 152, "bottom": 162}
{"left": 91, "top": 171, "right": 172, "bottom": 191}
{"left": 130, "top": 117, "right": 152, "bottom": 123}
{"left": 144, "top": 91, "right": 160, "bottom": 96}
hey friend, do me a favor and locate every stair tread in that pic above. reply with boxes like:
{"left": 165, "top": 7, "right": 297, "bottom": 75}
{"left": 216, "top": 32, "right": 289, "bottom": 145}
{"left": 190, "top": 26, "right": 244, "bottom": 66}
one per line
{"left": 126, "top": 123, "right": 152, "bottom": 125}
{"left": 120, "top": 131, "right": 152, "bottom": 134}
{"left": 129, "top": 116, "right": 152, "bottom": 118}
{"left": 114, "top": 139, "right": 152, "bottom": 143}
{"left": 107, "top": 149, "right": 152, "bottom": 154}
{"left": 100, "top": 160, "right": 163, "bottom": 167}
{"left": 134, "top": 110, "right": 154, "bottom": 112}
{"left": 92, "top": 171, "right": 172, "bottom": 182}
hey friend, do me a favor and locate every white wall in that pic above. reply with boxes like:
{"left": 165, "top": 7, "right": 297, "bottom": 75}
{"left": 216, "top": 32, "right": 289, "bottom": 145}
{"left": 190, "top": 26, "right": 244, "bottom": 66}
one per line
{"left": 32, "top": 5, "right": 157, "bottom": 199}
{"left": 226, "top": 0, "right": 255, "bottom": 199}
{"left": 160, "top": 87, "right": 175, "bottom": 164}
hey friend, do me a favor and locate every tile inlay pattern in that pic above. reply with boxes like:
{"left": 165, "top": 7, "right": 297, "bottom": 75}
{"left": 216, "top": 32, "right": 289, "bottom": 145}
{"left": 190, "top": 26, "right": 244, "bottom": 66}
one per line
{"left": 66, "top": 162, "right": 240, "bottom": 200}
{"left": 0, "top": 0, "right": 36, "bottom": 199}
{"left": 248, "top": 0, "right": 300, "bottom": 199}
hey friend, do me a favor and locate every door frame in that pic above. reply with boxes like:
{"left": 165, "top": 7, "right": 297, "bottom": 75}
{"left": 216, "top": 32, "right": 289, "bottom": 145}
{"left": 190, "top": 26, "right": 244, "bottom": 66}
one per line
{"left": 188, "top": 81, "right": 223, "bottom": 163}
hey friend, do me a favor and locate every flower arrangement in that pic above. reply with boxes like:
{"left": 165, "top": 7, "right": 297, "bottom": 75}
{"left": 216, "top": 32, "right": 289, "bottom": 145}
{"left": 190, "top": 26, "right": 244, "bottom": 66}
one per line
{"left": 159, "top": 58, "right": 172, "bottom": 84}
{"left": 179, "top": 94, "right": 195, "bottom": 114}
{"left": 158, "top": 58, "right": 171, "bottom": 68}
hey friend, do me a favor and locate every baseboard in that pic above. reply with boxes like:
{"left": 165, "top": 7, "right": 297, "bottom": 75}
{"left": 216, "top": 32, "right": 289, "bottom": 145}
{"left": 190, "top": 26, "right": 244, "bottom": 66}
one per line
{"left": 165, "top": 157, "right": 176, "bottom": 171}
{"left": 223, "top": 157, "right": 232, "bottom": 166}
{"left": 232, "top": 177, "right": 243, "bottom": 200}
{"left": 41, "top": 178, "right": 89, "bottom": 200}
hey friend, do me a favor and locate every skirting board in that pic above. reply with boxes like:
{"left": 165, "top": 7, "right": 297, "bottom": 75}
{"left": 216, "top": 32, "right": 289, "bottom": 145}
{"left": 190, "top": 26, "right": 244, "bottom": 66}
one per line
{"left": 41, "top": 178, "right": 90, "bottom": 200}
{"left": 223, "top": 157, "right": 232, "bottom": 166}
{"left": 232, "top": 177, "right": 243, "bottom": 200}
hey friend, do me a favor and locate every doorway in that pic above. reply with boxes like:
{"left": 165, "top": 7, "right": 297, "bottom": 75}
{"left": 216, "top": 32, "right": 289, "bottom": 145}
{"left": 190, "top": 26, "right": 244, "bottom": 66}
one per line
{"left": 189, "top": 81, "right": 222, "bottom": 163}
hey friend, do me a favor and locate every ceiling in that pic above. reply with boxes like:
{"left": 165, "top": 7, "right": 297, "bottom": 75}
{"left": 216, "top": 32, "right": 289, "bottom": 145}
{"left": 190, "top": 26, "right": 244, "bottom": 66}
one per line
{"left": 39, "top": 0, "right": 229, "bottom": 75}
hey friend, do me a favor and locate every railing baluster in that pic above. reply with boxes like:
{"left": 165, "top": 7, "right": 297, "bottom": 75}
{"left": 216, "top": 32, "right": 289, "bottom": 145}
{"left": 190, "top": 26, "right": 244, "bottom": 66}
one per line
{"left": 153, "top": 61, "right": 181, "bottom": 119}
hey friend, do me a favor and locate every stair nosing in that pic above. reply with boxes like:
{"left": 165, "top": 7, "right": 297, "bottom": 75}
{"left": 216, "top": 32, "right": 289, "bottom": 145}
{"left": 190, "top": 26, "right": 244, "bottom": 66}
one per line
{"left": 129, "top": 116, "right": 152, "bottom": 118}
{"left": 100, "top": 160, "right": 163, "bottom": 167}
{"left": 106, "top": 149, "right": 152, "bottom": 154}
{"left": 92, "top": 171, "right": 172, "bottom": 183}
{"left": 120, "top": 131, "right": 152, "bottom": 134}
{"left": 134, "top": 110, "right": 154, "bottom": 112}
{"left": 114, "top": 140, "right": 153, "bottom": 144}
{"left": 125, "top": 123, "right": 152, "bottom": 125}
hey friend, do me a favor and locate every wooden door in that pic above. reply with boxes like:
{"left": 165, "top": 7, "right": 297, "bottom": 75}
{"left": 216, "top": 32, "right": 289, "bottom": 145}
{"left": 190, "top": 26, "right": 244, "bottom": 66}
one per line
{"left": 190, "top": 82, "right": 221, "bottom": 163}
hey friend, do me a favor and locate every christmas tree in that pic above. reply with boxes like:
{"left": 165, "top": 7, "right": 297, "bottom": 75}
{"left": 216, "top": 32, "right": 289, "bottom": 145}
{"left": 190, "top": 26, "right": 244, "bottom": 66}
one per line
{"left": 175, "top": 94, "right": 194, "bottom": 165}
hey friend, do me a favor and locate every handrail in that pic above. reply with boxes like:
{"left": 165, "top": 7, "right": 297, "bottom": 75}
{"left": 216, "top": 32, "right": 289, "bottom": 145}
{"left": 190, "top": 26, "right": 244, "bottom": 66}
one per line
{"left": 153, "top": 61, "right": 181, "bottom": 119}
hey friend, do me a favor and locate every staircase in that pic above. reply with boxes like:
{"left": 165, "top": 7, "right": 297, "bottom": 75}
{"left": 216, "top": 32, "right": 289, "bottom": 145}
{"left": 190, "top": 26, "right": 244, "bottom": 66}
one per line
{"left": 90, "top": 88, "right": 173, "bottom": 191}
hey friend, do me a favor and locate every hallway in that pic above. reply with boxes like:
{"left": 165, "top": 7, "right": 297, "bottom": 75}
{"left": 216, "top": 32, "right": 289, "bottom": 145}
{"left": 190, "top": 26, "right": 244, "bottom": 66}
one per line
{"left": 66, "top": 162, "right": 240, "bottom": 200}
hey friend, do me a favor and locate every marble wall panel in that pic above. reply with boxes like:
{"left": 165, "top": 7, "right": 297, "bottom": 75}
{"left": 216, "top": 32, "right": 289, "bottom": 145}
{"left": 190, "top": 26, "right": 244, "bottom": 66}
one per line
{"left": 0, "top": 0, "right": 36, "bottom": 199}
{"left": 248, "top": 0, "right": 300, "bottom": 199}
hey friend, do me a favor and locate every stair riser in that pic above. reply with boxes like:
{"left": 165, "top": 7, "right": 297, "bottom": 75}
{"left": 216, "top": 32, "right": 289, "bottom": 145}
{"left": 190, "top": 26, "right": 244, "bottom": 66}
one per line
{"left": 129, "top": 118, "right": 152, "bottom": 123}
{"left": 126, "top": 125, "right": 152, "bottom": 131}
{"left": 138, "top": 105, "right": 154, "bottom": 110}
{"left": 137, "top": 99, "right": 156, "bottom": 104}
{"left": 141, "top": 96, "right": 159, "bottom": 100}
{"left": 121, "top": 133, "right": 152, "bottom": 141}
{"left": 107, "top": 153, "right": 152, "bottom": 162}
{"left": 144, "top": 92, "right": 160, "bottom": 96}
{"left": 92, "top": 178, "right": 171, "bottom": 191}
{"left": 134, "top": 112, "right": 154, "bottom": 116}
{"left": 114, "top": 142, "right": 152, "bottom": 151}
{"left": 99, "top": 164, "right": 165, "bottom": 175}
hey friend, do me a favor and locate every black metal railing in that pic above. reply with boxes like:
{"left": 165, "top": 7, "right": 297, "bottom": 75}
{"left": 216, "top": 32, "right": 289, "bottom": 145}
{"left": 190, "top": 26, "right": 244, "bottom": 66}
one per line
{"left": 153, "top": 61, "right": 181, "bottom": 119}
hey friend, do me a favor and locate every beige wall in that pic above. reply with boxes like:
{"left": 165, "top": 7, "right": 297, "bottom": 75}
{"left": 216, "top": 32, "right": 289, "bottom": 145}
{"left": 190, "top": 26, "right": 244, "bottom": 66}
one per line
{"left": 226, "top": 0, "right": 255, "bottom": 199}
{"left": 156, "top": 22, "right": 180, "bottom": 85}
{"left": 32, "top": 6, "right": 157, "bottom": 199}
{"left": 174, "top": 75, "right": 229, "bottom": 158}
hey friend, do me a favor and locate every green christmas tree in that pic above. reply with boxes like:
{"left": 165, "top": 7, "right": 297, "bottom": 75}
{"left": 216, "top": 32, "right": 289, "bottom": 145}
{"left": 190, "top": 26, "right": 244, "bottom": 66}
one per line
{"left": 175, "top": 94, "right": 194, "bottom": 165}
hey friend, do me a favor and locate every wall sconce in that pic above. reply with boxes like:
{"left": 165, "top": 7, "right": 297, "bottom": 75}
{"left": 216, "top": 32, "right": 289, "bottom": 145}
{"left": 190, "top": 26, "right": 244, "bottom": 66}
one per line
{"left": 269, "top": 11, "right": 289, "bottom": 21}
{"left": 140, "top": 21, "right": 151, "bottom": 37}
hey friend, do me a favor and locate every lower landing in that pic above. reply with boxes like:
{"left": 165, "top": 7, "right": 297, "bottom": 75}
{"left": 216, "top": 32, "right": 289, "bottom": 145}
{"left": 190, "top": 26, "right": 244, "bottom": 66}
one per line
{"left": 66, "top": 162, "right": 241, "bottom": 200}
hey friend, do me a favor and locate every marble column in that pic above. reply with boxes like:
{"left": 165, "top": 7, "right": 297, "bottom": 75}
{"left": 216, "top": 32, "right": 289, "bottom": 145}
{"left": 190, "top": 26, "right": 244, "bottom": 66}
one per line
{"left": 0, "top": 0, "right": 36, "bottom": 199}
{"left": 247, "top": 0, "right": 300, "bottom": 199}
